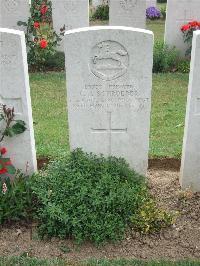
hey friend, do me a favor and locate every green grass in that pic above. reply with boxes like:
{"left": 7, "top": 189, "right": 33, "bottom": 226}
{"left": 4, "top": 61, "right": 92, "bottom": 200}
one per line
{"left": 30, "top": 72, "right": 69, "bottom": 158}
{"left": 150, "top": 73, "right": 188, "bottom": 158}
{"left": 0, "top": 257, "right": 200, "bottom": 266}
{"left": 30, "top": 72, "right": 188, "bottom": 159}
{"left": 147, "top": 20, "right": 165, "bottom": 42}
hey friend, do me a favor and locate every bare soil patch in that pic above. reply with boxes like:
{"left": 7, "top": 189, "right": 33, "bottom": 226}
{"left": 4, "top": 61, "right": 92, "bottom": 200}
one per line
{"left": 1, "top": 169, "right": 200, "bottom": 261}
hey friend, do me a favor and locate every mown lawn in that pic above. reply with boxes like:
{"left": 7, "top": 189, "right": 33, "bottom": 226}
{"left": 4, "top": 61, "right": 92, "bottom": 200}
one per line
{"left": 30, "top": 72, "right": 188, "bottom": 159}
{"left": 0, "top": 257, "right": 200, "bottom": 266}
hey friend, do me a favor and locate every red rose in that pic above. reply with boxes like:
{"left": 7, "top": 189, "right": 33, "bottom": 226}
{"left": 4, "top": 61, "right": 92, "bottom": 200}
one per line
{"left": 5, "top": 160, "right": 12, "bottom": 166}
{"left": 189, "top": 21, "right": 199, "bottom": 28}
{"left": 34, "top": 22, "right": 40, "bottom": 29}
{"left": 40, "top": 39, "right": 48, "bottom": 49}
{"left": 181, "top": 24, "right": 190, "bottom": 32}
{"left": 0, "top": 168, "right": 7, "bottom": 174}
{"left": 41, "top": 5, "right": 48, "bottom": 15}
{"left": 0, "top": 147, "right": 7, "bottom": 155}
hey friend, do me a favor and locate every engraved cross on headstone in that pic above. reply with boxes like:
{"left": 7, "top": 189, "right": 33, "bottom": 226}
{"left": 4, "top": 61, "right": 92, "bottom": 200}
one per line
{"left": 91, "top": 111, "right": 127, "bottom": 155}
{"left": 176, "top": 10, "right": 194, "bottom": 24}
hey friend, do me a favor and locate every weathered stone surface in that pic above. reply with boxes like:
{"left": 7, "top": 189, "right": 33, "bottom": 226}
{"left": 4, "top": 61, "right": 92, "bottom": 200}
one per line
{"left": 165, "top": 0, "right": 200, "bottom": 56}
{"left": 0, "top": 28, "right": 37, "bottom": 174}
{"left": 109, "top": 0, "right": 146, "bottom": 28}
{"left": 64, "top": 26, "right": 153, "bottom": 175}
{"left": 52, "top": 0, "right": 89, "bottom": 50}
{"left": 0, "top": 0, "right": 30, "bottom": 31}
{"left": 92, "top": 0, "right": 104, "bottom": 8}
{"left": 181, "top": 30, "right": 200, "bottom": 191}
{"left": 146, "top": 0, "right": 157, "bottom": 8}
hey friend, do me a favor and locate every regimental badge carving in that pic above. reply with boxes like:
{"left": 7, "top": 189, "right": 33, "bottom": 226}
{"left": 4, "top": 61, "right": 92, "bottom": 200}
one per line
{"left": 3, "top": 0, "right": 19, "bottom": 12}
{"left": 90, "top": 41, "right": 129, "bottom": 81}
{"left": 120, "top": 0, "right": 137, "bottom": 10}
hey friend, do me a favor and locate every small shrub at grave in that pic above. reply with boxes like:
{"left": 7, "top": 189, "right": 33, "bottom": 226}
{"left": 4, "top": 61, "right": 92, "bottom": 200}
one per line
{"left": 0, "top": 104, "right": 32, "bottom": 224}
{"left": 177, "top": 59, "right": 190, "bottom": 74}
{"left": 31, "top": 149, "right": 175, "bottom": 245}
{"left": 157, "top": 0, "right": 167, "bottom": 3}
{"left": 18, "top": 0, "right": 61, "bottom": 71}
{"left": 153, "top": 41, "right": 180, "bottom": 73}
{"left": 181, "top": 21, "right": 200, "bottom": 57}
{"left": 92, "top": 4, "right": 109, "bottom": 21}
{"left": 146, "top": 7, "right": 161, "bottom": 20}
{"left": 0, "top": 172, "right": 35, "bottom": 224}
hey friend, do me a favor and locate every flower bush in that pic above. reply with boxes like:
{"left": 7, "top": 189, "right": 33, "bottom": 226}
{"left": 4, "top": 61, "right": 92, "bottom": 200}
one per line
{"left": 146, "top": 6, "right": 161, "bottom": 20}
{"left": 18, "top": 0, "right": 61, "bottom": 70}
{"left": 181, "top": 20, "right": 200, "bottom": 56}
{"left": 0, "top": 104, "right": 26, "bottom": 200}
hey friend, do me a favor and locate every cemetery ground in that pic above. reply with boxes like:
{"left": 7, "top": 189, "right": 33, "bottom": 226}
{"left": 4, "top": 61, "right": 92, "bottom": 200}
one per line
{"left": 2, "top": 68, "right": 200, "bottom": 262}
{"left": 1, "top": 13, "right": 200, "bottom": 266}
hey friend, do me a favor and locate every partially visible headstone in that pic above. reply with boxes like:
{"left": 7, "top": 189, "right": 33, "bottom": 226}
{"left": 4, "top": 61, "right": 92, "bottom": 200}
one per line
{"left": 92, "top": 0, "right": 104, "bottom": 8}
{"left": 0, "top": 28, "right": 37, "bottom": 174}
{"left": 64, "top": 26, "right": 153, "bottom": 175}
{"left": 146, "top": 0, "right": 157, "bottom": 8}
{"left": 180, "top": 30, "right": 200, "bottom": 192}
{"left": 52, "top": 0, "right": 89, "bottom": 50}
{"left": 0, "top": 0, "right": 30, "bottom": 31}
{"left": 165, "top": 0, "right": 200, "bottom": 56}
{"left": 109, "top": 0, "right": 146, "bottom": 28}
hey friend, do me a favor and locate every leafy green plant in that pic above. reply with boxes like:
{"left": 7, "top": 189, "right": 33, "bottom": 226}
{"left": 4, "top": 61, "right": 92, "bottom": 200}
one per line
{"left": 18, "top": 0, "right": 61, "bottom": 71}
{"left": 153, "top": 41, "right": 179, "bottom": 73}
{"left": 177, "top": 59, "right": 190, "bottom": 73}
{"left": 0, "top": 172, "right": 34, "bottom": 224}
{"left": 0, "top": 105, "right": 26, "bottom": 142}
{"left": 92, "top": 4, "right": 109, "bottom": 21}
{"left": 160, "top": 7, "right": 166, "bottom": 20}
{"left": 130, "top": 198, "right": 177, "bottom": 234}
{"left": 0, "top": 104, "right": 26, "bottom": 177}
{"left": 31, "top": 149, "right": 174, "bottom": 245}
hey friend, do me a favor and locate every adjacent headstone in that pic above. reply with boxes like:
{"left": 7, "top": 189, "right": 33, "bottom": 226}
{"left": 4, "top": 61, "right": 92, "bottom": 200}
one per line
{"left": 146, "top": 0, "right": 157, "bottom": 8}
{"left": 0, "top": 0, "right": 30, "bottom": 31}
{"left": 165, "top": 0, "right": 200, "bottom": 56}
{"left": 0, "top": 28, "right": 37, "bottom": 174}
{"left": 52, "top": 0, "right": 89, "bottom": 50}
{"left": 109, "top": 0, "right": 146, "bottom": 28}
{"left": 180, "top": 31, "right": 200, "bottom": 192}
{"left": 92, "top": 0, "right": 104, "bottom": 8}
{"left": 65, "top": 26, "right": 153, "bottom": 175}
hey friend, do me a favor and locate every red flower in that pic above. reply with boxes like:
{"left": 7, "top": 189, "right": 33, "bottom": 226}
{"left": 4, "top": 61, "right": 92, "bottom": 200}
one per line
{"left": 189, "top": 21, "right": 199, "bottom": 28}
{"left": 0, "top": 147, "right": 7, "bottom": 155}
{"left": 34, "top": 22, "right": 40, "bottom": 29}
{"left": 0, "top": 168, "right": 7, "bottom": 174}
{"left": 40, "top": 39, "right": 48, "bottom": 49}
{"left": 5, "top": 160, "right": 12, "bottom": 166}
{"left": 181, "top": 24, "right": 191, "bottom": 32}
{"left": 40, "top": 5, "right": 48, "bottom": 15}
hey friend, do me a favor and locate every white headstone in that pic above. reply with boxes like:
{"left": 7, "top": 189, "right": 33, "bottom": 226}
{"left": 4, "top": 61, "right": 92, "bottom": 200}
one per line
{"left": 109, "top": 0, "right": 146, "bottom": 28}
{"left": 64, "top": 26, "right": 153, "bottom": 175}
{"left": 92, "top": 0, "right": 104, "bottom": 8}
{"left": 180, "top": 30, "right": 200, "bottom": 192}
{"left": 52, "top": 0, "right": 89, "bottom": 50}
{"left": 0, "top": 0, "right": 30, "bottom": 31}
{"left": 0, "top": 28, "right": 37, "bottom": 174}
{"left": 146, "top": 0, "right": 157, "bottom": 8}
{"left": 165, "top": 0, "right": 200, "bottom": 56}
